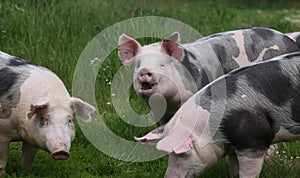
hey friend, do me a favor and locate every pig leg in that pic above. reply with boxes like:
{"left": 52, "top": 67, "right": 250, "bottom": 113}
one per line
{"left": 228, "top": 149, "right": 239, "bottom": 177}
{"left": 0, "top": 141, "right": 9, "bottom": 177}
{"left": 236, "top": 150, "right": 266, "bottom": 178}
{"left": 21, "top": 142, "right": 38, "bottom": 170}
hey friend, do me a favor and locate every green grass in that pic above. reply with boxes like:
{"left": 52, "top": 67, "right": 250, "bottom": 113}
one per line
{"left": 1, "top": 0, "right": 300, "bottom": 177}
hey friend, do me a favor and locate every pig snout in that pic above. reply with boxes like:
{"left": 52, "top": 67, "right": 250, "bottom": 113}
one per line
{"left": 51, "top": 149, "right": 70, "bottom": 160}
{"left": 138, "top": 70, "right": 154, "bottom": 83}
{"left": 51, "top": 144, "right": 70, "bottom": 160}
{"left": 135, "top": 69, "right": 158, "bottom": 96}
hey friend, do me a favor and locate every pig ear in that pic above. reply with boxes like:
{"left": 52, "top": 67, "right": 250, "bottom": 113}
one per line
{"left": 118, "top": 33, "right": 141, "bottom": 65}
{"left": 162, "top": 40, "right": 183, "bottom": 61}
{"left": 173, "top": 137, "right": 193, "bottom": 154}
{"left": 156, "top": 125, "right": 193, "bottom": 154}
{"left": 157, "top": 136, "right": 193, "bottom": 154}
{"left": 134, "top": 125, "right": 165, "bottom": 143}
{"left": 164, "top": 32, "right": 181, "bottom": 43}
{"left": 71, "top": 98, "right": 95, "bottom": 122}
{"left": 27, "top": 100, "right": 49, "bottom": 119}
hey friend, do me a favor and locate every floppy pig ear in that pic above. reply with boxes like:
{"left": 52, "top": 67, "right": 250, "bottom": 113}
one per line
{"left": 156, "top": 135, "right": 193, "bottom": 154}
{"left": 118, "top": 33, "right": 141, "bottom": 65}
{"left": 71, "top": 98, "right": 95, "bottom": 121}
{"left": 164, "top": 32, "right": 181, "bottom": 43}
{"left": 134, "top": 125, "right": 165, "bottom": 143}
{"left": 27, "top": 98, "right": 49, "bottom": 119}
{"left": 173, "top": 137, "right": 193, "bottom": 154}
{"left": 156, "top": 125, "right": 193, "bottom": 154}
{"left": 162, "top": 40, "right": 183, "bottom": 61}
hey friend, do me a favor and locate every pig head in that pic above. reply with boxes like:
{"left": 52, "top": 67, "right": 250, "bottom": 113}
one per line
{"left": 24, "top": 94, "right": 94, "bottom": 160}
{"left": 118, "top": 32, "right": 196, "bottom": 125}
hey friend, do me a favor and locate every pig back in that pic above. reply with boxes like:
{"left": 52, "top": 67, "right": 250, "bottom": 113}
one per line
{"left": 0, "top": 53, "right": 35, "bottom": 120}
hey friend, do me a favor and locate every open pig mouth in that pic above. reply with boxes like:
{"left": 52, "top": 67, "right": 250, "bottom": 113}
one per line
{"left": 139, "top": 82, "right": 157, "bottom": 96}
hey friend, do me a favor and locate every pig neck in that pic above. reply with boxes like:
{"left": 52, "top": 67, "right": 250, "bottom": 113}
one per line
{"left": 18, "top": 118, "right": 38, "bottom": 145}
{"left": 181, "top": 43, "right": 225, "bottom": 91}
{"left": 155, "top": 46, "right": 223, "bottom": 125}
{"left": 155, "top": 101, "right": 182, "bottom": 126}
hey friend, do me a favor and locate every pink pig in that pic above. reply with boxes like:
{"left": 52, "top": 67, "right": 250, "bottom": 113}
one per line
{"left": 0, "top": 51, "right": 95, "bottom": 176}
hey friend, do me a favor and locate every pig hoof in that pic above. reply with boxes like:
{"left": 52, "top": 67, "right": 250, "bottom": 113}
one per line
{"left": 51, "top": 150, "right": 70, "bottom": 160}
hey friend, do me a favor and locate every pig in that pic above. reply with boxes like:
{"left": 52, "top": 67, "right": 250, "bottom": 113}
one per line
{"left": 0, "top": 51, "right": 95, "bottom": 176}
{"left": 135, "top": 51, "right": 300, "bottom": 178}
{"left": 118, "top": 27, "right": 300, "bottom": 126}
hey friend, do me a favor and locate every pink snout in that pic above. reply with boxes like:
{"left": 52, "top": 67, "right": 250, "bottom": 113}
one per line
{"left": 138, "top": 71, "right": 154, "bottom": 83}
{"left": 51, "top": 149, "right": 70, "bottom": 160}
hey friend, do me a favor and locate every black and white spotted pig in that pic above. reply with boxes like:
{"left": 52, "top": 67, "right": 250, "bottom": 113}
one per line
{"left": 136, "top": 51, "right": 300, "bottom": 178}
{"left": 118, "top": 27, "right": 300, "bottom": 126}
{"left": 0, "top": 51, "right": 95, "bottom": 176}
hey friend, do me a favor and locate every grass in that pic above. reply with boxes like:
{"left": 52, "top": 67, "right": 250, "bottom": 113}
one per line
{"left": 1, "top": 0, "right": 300, "bottom": 177}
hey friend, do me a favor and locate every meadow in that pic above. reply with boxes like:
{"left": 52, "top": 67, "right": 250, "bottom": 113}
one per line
{"left": 1, "top": 0, "right": 300, "bottom": 177}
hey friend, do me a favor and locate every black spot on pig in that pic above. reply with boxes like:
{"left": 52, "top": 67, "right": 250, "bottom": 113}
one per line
{"left": 243, "top": 60, "right": 291, "bottom": 106}
{"left": 0, "top": 67, "right": 26, "bottom": 119}
{"left": 245, "top": 28, "right": 300, "bottom": 63}
{"left": 200, "top": 69, "right": 210, "bottom": 90}
{"left": 9, "top": 57, "right": 33, "bottom": 66}
{"left": 251, "top": 27, "right": 275, "bottom": 41}
{"left": 185, "top": 49, "right": 197, "bottom": 61}
{"left": 195, "top": 76, "right": 231, "bottom": 112}
{"left": 221, "top": 108, "right": 275, "bottom": 150}
{"left": 262, "top": 49, "right": 283, "bottom": 61}
{"left": 212, "top": 44, "right": 227, "bottom": 67}
{"left": 245, "top": 28, "right": 275, "bottom": 62}
{"left": 184, "top": 49, "right": 216, "bottom": 90}
{"left": 181, "top": 49, "right": 202, "bottom": 90}
{"left": 195, "top": 91, "right": 211, "bottom": 112}
{"left": 211, "top": 39, "right": 239, "bottom": 73}
{"left": 199, "top": 58, "right": 293, "bottom": 108}
{"left": 290, "top": 70, "right": 300, "bottom": 129}
{"left": 0, "top": 68, "right": 19, "bottom": 97}
{"left": 281, "top": 35, "right": 300, "bottom": 52}
{"left": 216, "top": 59, "right": 291, "bottom": 106}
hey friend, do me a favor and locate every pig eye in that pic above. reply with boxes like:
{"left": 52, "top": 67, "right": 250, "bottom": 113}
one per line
{"left": 160, "top": 63, "right": 165, "bottom": 67}
{"left": 67, "top": 116, "right": 74, "bottom": 126}
{"left": 68, "top": 118, "right": 73, "bottom": 123}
